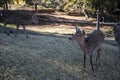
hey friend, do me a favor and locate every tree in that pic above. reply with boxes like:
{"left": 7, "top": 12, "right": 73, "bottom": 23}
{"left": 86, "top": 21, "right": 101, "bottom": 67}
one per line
{"left": 13, "top": 0, "right": 25, "bottom": 4}
{"left": 0, "top": 0, "right": 9, "bottom": 10}
{"left": 27, "top": 0, "right": 44, "bottom": 10}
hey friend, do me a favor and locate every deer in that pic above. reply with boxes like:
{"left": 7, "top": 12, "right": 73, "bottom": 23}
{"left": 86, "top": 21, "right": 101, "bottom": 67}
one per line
{"left": 0, "top": 10, "right": 39, "bottom": 37}
{"left": 113, "top": 23, "right": 120, "bottom": 54}
{"left": 69, "top": 13, "right": 105, "bottom": 72}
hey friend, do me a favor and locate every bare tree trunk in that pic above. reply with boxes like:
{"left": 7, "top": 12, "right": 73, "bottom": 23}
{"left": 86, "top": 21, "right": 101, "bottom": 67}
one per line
{"left": 35, "top": 4, "right": 37, "bottom": 10}
{"left": 32, "top": 0, "right": 38, "bottom": 10}
{"left": 3, "top": 2, "right": 8, "bottom": 10}
{"left": 82, "top": 4, "right": 88, "bottom": 20}
{"left": 17, "top": 0, "right": 19, "bottom": 4}
{"left": 83, "top": 9, "right": 88, "bottom": 19}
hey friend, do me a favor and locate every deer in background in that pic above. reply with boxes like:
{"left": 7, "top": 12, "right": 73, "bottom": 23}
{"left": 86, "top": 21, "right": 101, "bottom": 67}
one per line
{"left": 0, "top": 10, "right": 39, "bottom": 37}
{"left": 113, "top": 23, "right": 120, "bottom": 54}
{"left": 69, "top": 13, "right": 105, "bottom": 72}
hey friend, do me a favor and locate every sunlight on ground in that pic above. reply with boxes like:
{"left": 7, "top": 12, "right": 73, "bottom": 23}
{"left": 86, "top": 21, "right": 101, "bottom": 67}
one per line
{"left": 27, "top": 24, "right": 75, "bottom": 35}
{"left": 27, "top": 24, "right": 112, "bottom": 36}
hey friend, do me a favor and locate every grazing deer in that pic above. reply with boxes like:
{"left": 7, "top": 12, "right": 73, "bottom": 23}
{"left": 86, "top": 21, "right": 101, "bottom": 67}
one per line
{"left": 0, "top": 10, "right": 39, "bottom": 37}
{"left": 69, "top": 13, "right": 105, "bottom": 72}
{"left": 113, "top": 23, "right": 120, "bottom": 54}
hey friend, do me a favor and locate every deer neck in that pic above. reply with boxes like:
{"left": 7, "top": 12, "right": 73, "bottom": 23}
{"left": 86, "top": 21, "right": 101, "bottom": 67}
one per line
{"left": 77, "top": 36, "right": 88, "bottom": 54}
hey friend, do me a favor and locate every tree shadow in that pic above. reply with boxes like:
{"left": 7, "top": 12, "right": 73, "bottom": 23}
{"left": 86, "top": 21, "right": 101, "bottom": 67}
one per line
{"left": 0, "top": 10, "right": 93, "bottom": 26}
{"left": 0, "top": 25, "right": 71, "bottom": 39}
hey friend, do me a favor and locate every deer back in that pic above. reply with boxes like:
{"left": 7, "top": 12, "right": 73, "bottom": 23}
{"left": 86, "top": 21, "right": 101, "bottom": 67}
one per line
{"left": 85, "top": 30, "right": 105, "bottom": 51}
{"left": 1, "top": 10, "right": 35, "bottom": 25}
{"left": 69, "top": 26, "right": 105, "bottom": 54}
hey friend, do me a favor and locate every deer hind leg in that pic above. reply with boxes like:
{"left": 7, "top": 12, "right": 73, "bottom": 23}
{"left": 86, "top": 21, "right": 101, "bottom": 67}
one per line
{"left": 22, "top": 25, "right": 29, "bottom": 38}
{"left": 89, "top": 55, "right": 94, "bottom": 72}
{"left": 15, "top": 24, "right": 19, "bottom": 37}
{"left": 84, "top": 54, "right": 86, "bottom": 69}
{"left": 96, "top": 48, "right": 101, "bottom": 69}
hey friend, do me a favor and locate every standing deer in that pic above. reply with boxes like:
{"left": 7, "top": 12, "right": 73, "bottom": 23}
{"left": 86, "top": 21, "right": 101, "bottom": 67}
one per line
{"left": 69, "top": 13, "right": 105, "bottom": 72}
{"left": 0, "top": 10, "right": 39, "bottom": 37}
{"left": 113, "top": 23, "right": 120, "bottom": 54}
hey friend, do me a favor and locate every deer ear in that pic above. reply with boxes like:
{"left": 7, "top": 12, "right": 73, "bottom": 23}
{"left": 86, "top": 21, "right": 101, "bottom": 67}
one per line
{"left": 113, "top": 23, "right": 118, "bottom": 30}
{"left": 114, "top": 23, "right": 118, "bottom": 27}
{"left": 75, "top": 26, "right": 80, "bottom": 32}
{"left": 81, "top": 29, "right": 85, "bottom": 35}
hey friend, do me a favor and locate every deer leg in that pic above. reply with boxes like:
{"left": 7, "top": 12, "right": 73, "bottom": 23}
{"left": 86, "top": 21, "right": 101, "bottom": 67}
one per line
{"left": 96, "top": 48, "right": 101, "bottom": 67}
{"left": 90, "top": 55, "right": 94, "bottom": 72}
{"left": 3, "top": 21, "right": 9, "bottom": 36}
{"left": 84, "top": 54, "right": 86, "bottom": 69}
{"left": 22, "top": 25, "right": 28, "bottom": 38}
{"left": 96, "top": 50, "right": 101, "bottom": 70}
{"left": 3, "top": 22, "right": 7, "bottom": 33}
{"left": 118, "top": 46, "right": 120, "bottom": 57}
{"left": 15, "top": 24, "right": 19, "bottom": 37}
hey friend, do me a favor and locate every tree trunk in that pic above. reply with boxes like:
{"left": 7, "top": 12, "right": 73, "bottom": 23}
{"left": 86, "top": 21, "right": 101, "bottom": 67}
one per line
{"left": 35, "top": 4, "right": 37, "bottom": 10}
{"left": 3, "top": 2, "right": 8, "bottom": 10}
{"left": 82, "top": 4, "right": 88, "bottom": 20}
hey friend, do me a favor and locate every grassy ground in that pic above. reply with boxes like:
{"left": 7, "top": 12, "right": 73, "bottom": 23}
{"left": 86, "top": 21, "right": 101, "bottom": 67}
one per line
{"left": 0, "top": 11, "right": 119, "bottom": 80}
{"left": 0, "top": 33, "right": 120, "bottom": 80}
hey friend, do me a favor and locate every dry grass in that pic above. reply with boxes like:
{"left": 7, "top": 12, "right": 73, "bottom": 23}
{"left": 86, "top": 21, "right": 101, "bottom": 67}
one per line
{"left": 0, "top": 12, "right": 119, "bottom": 79}
{"left": 0, "top": 33, "right": 120, "bottom": 80}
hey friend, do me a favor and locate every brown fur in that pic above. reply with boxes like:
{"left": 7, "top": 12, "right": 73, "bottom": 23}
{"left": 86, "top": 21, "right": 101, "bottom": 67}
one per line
{"left": 1, "top": 10, "right": 39, "bottom": 37}
{"left": 69, "top": 25, "right": 105, "bottom": 72}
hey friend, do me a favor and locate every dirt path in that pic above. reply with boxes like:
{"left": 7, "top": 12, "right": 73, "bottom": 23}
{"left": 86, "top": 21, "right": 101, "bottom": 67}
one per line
{"left": 26, "top": 13, "right": 112, "bottom": 36}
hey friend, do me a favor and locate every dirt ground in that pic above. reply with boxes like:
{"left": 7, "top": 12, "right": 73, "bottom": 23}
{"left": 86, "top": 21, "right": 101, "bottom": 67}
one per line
{"left": 0, "top": 11, "right": 113, "bottom": 36}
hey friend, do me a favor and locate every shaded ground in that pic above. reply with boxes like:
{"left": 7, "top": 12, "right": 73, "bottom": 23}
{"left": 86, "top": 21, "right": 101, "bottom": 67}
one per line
{"left": 0, "top": 10, "right": 113, "bottom": 37}
{"left": 0, "top": 9, "right": 119, "bottom": 35}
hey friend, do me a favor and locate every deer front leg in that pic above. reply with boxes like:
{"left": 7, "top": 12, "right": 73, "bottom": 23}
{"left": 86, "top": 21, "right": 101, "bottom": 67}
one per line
{"left": 15, "top": 24, "right": 19, "bottom": 37}
{"left": 84, "top": 54, "right": 86, "bottom": 69}
{"left": 22, "top": 25, "right": 29, "bottom": 38}
{"left": 3, "top": 21, "right": 9, "bottom": 36}
{"left": 118, "top": 46, "right": 120, "bottom": 58}
{"left": 96, "top": 49, "right": 101, "bottom": 69}
{"left": 3, "top": 22, "right": 7, "bottom": 33}
{"left": 90, "top": 55, "right": 94, "bottom": 72}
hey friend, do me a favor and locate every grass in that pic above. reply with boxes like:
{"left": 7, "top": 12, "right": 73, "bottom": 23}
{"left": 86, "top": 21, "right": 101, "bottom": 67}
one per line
{"left": 0, "top": 11, "right": 119, "bottom": 79}
{"left": 0, "top": 33, "right": 120, "bottom": 80}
